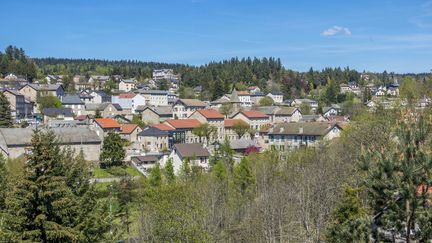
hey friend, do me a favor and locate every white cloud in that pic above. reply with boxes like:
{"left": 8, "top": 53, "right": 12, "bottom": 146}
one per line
{"left": 321, "top": 26, "right": 352, "bottom": 36}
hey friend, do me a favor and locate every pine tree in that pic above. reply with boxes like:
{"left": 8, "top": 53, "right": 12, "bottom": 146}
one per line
{"left": 234, "top": 157, "right": 255, "bottom": 199}
{"left": 2, "top": 130, "right": 81, "bottom": 242}
{"left": 164, "top": 158, "right": 175, "bottom": 183}
{"left": 0, "top": 92, "right": 12, "bottom": 127}
{"left": 149, "top": 163, "right": 162, "bottom": 187}
{"left": 100, "top": 132, "right": 125, "bottom": 167}
{"left": 359, "top": 112, "right": 432, "bottom": 242}
{"left": 0, "top": 153, "right": 8, "bottom": 211}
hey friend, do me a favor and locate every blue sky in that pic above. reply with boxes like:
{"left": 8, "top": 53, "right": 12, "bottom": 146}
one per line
{"left": 1, "top": 0, "right": 432, "bottom": 73}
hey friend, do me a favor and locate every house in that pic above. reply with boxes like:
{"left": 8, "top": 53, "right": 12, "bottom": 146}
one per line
{"left": 135, "top": 106, "right": 173, "bottom": 124}
{"left": 138, "top": 126, "right": 171, "bottom": 153}
{"left": 300, "top": 114, "right": 326, "bottom": 123}
{"left": 228, "top": 139, "right": 261, "bottom": 154}
{"left": 238, "top": 91, "right": 252, "bottom": 107}
{"left": 90, "top": 91, "right": 111, "bottom": 104}
{"left": 0, "top": 127, "right": 101, "bottom": 161}
{"left": 4, "top": 73, "right": 28, "bottom": 82}
{"left": 45, "top": 75, "right": 63, "bottom": 84}
{"left": 42, "top": 108, "right": 74, "bottom": 123}
{"left": 19, "top": 84, "right": 64, "bottom": 103}
{"left": 119, "top": 79, "right": 136, "bottom": 92}
{"left": 173, "top": 99, "right": 207, "bottom": 119}
{"left": 131, "top": 155, "right": 163, "bottom": 174}
{"left": 267, "top": 91, "right": 284, "bottom": 104}
{"left": 263, "top": 122, "right": 342, "bottom": 150}
{"left": 231, "top": 110, "right": 270, "bottom": 130}
{"left": 2, "top": 89, "right": 32, "bottom": 119}
{"left": 292, "top": 98, "right": 319, "bottom": 111}
{"left": 88, "top": 75, "right": 110, "bottom": 90}
{"left": 250, "top": 92, "right": 266, "bottom": 105}
{"left": 120, "top": 123, "right": 142, "bottom": 143}
{"left": 166, "top": 143, "right": 210, "bottom": 174}
{"left": 167, "top": 92, "right": 177, "bottom": 105}
{"left": 62, "top": 94, "right": 85, "bottom": 116}
{"left": 152, "top": 69, "right": 179, "bottom": 80}
{"left": 224, "top": 119, "right": 251, "bottom": 140}
{"left": 322, "top": 106, "right": 339, "bottom": 118}
{"left": 255, "top": 106, "right": 302, "bottom": 123}
{"left": 189, "top": 109, "right": 225, "bottom": 141}
{"left": 78, "top": 90, "right": 95, "bottom": 104}
{"left": 85, "top": 103, "right": 122, "bottom": 118}
{"left": 248, "top": 86, "right": 261, "bottom": 94}
{"left": 163, "top": 119, "right": 202, "bottom": 145}
{"left": 92, "top": 118, "right": 121, "bottom": 139}
{"left": 136, "top": 90, "right": 169, "bottom": 106}
{"left": 112, "top": 93, "right": 146, "bottom": 113}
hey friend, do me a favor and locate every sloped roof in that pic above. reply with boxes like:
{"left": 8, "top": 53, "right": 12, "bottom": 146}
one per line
{"left": 224, "top": 119, "right": 247, "bottom": 128}
{"left": 24, "top": 84, "right": 62, "bottom": 91}
{"left": 151, "top": 123, "right": 175, "bottom": 131}
{"left": 269, "top": 122, "right": 341, "bottom": 136}
{"left": 136, "top": 106, "right": 173, "bottom": 116}
{"left": 120, "top": 124, "right": 139, "bottom": 134}
{"left": 196, "top": 109, "right": 224, "bottom": 119}
{"left": 237, "top": 91, "right": 250, "bottom": 96}
{"left": 119, "top": 93, "right": 136, "bottom": 99}
{"left": 62, "top": 94, "right": 84, "bottom": 104}
{"left": 3, "top": 89, "right": 23, "bottom": 96}
{"left": 229, "top": 139, "right": 261, "bottom": 150}
{"left": 0, "top": 127, "right": 101, "bottom": 150}
{"left": 230, "top": 89, "right": 241, "bottom": 103}
{"left": 177, "top": 99, "right": 206, "bottom": 107}
{"left": 211, "top": 96, "right": 230, "bottom": 104}
{"left": 138, "top": 126, "right": 169, "bottom": 137}
{"left": 174, "top": 143, "right": 210, "bottom": 158}
{"left": 276, "top": 107, "right": 299, "bottom": 116}
{"left": 238, "top": 110, "right": 269, "bottom": 119}
{"left": 131, "top": 155, "right": 160, "bottom": 164}
{"left": 165, "top": 119, "right": 201, "bottom": 129}
{"left": 95, "top": 118, "right": 121, "bottom": 129}
{"left": 43, "top": 108, "right": 74, "bottom": 117}
{"left": 85, "top": 103, "right": 122, "bottom": 111}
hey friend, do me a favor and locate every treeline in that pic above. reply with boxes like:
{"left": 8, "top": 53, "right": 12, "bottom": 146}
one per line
{"left": 0, "top": 46, "right": 37, "bottom": 80}
{"left": 34, "top": 58, "right": 190, "bottom": 80}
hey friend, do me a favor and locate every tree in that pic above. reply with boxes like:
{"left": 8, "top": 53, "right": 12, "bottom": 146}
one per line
{"left": 95, "top": 108, "right": 102, "bottom": 118}
{"left": 0, "top": 92, "right": 12, "bottom": 127}
{"left": 400, "top": 76, "right": 418, "bottom": 105}
{"left": 179, "top": 86, "right": 196, "bottom": 99}
{"left": 0, "top": 154, "right": 8, "bottom": 211}
{"left": 300, "top": 103, "right": 311, "bottom": 115}
{"left": 219, "top": 103, "right": 234, "bottom": 118}
{"left": 100, "top": 133, "right": 125, "bottom": 167}
{"left": 164, "top": 158, "right": 175, "bottom": 183}
{"left": 192, "top": 123, "right": 217, "bottom": 144}
{"left": 113, "top": 176, "right": 134, "bottom": 237}
{"left": 132, "top": 114, "right": 145, "bottom": 128}
{"left": 157, "top": 79, "right": 169, "bottom": 90}
{"left": 2, "top": 130, "right": 82, "bottom": 242}
{"left": 326, "top": 186, "right": 370, "bottom": 242}
{"left": 259, "top": 96, "right": 274, "bottom": 106}
{"left": 234, "top": 157, "right": 255, "bottom": 199}
{"left": 359, "top": 112, "right": 432, "bottom": 242}
{"left": 38, "top": 95, "right": 62, "bottom": 110}
{"left": 149, "top": 163, "right": 162, "bottom": 187}
{"left": 232, "top": 120, "right": 250, "bottom": 139}
{"left": 62, "top": 74, "right": 75, "bottom": 92}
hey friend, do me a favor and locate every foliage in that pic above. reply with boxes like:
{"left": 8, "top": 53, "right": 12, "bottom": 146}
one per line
{"left": 38, "top": 95, "right": 62, "bottom": 110}
{"left": 232, "top": 120, "right": 250, "bottom": 139}
{"left": 132, "top": 114, "right": 145, "bottom": 128}
{"left": 400, "top": 76, "right": 419, "bottom": 105}
{"left": 259, "top": 96, "right": 274, "bottom": 106}
{"left": 192, "top": 123, "right": 217, "bottom": 144}
{"left": 100, "top": 133, "right": 126, "bottom": 167}
{"left": 219, "top": 103, "right": 234, "bottom": 118}
{"left": 0, "top": 45, "right": 37, "bottom": 80}
{"left": 95, "top": 108, "right": 102, "bottom": 118}
{"left": 0, "top": 92, "right": 12, "bottom": 127}
{"left": 300, "top": 102, "right": 311, "bottom": 115}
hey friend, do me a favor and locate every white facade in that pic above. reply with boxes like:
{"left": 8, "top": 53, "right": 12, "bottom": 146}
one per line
{"left": 119, "top": 80, "right": 136, "bottom": 92}
{"left": 267, "top": 93, "right": 284, "bottom": 104}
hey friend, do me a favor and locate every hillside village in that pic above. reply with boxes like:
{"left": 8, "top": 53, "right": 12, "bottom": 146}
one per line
{"left": 1, "top": 66, "right": 427, "bottom": 176}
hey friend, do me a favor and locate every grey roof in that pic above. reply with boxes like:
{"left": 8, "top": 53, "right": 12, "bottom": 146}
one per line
{"left": 131, "top": 155, "right": 160, "bottom": 164}
{"left": 85, "top": 103, "right": 122, "bottom": 111}
{"left": 91, "top": 90, "right": 110, "bottom": 98}
{"left": 174, "top": 143, "right": 210, "bottom": 158}
{"left": 136, "top": 106, "right": 173, "bottom": 116}
{"left": 138, "top": 127, "right": 169, "bottom": 137}
{"left": 269, "top": 122, "right": 340, "bottom": 136}
{"left": 269, "top": 91, "right": 283, "bottom": 95}
{"left": 25, "top": 84, "right": 62, "bottom": 91}
{"left": 121, "top": 79, "right": 135, "bottom": 83}
{"left": 176, "top": 99, "right": 206, "bottom": 107}
{"left": 3, "top": 89, "right": 23, "bottom": 96}
{"left": 229, "top": 139, "right": 261, "bottom": 150}
{"left": 42, "top": 108, "right": 74, "bottom": 117}
{"left": 62, "top": 94, "right": 84, "bottom": 104}
{"left": 136, "top": 89, "right": 168, "bottom": 95}
{"left": 230, "top": 89, "right": 241, "bottom": 103}
{"left": 211, "top": 96, "right": 230, "bottom": 104}
{"left": 0, "top": 127, "right": 101, "bottom": 154}
{"left": 255, "top": 106, "right": 279, "bottom": 115}
{"left": 300, "top": 115, "right": 324, "bottom": 122}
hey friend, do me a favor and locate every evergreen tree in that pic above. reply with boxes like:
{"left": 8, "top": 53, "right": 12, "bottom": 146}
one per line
{"left": 0, "top": 92, "right": 12, "bottom": 127}
{"left": 359, "top": 112, "right": 432, "bottom": 242}
{"left": 2, "top": 130, "right": 81, "bottom": 242}
{"left": 164, "top": 158, "right": 175, "bottom": 183}
{"left": 113, "top": 176, "right": 134, "bottom": 238}
{"left": 234, "top": 157, "right": 255, "bottom": 199}
{"left": 149, "top": 163, "right": 162, "bottom": 187}
{"left": 0, "top": 154, "right": 8, "bottom": 211}
{"left": 95, "top": 108, "right": 102, "bottom": 118}
{"left": 100, "top": 132, "right": 125, "bottom": 167}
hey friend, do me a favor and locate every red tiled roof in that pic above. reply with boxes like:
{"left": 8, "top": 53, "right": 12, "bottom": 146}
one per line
{"left": 237, "top": 91, "right": 250, "bottom": 96}
{"left": 240, "top": 110, "right": 269, "bottom": 119}
{"left": 119, "top": 93, "right": 136, "bottom": 99}
{"left": 151, "top": 123, "right": 175, "bottom": 131}
{"left": 95, "top": 118, "right": 121, "bottom": 129}
{"left": 197, "top": 109, "right": 224, "bottom": 119}
{"left": 121, "top": 124, "right": 139, "bottom": 134}
{"left": 224, "top": 119, "right": 247, "bottom": 128}
{"left": 165, "top": 119, "right": 201, "bottom": 129}
{"left": 75, "top": 115, "right": 88, "bottom": 121}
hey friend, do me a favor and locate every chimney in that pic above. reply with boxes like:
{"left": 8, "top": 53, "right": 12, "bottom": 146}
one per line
{"left": 299, "top": 126, "right": 303, "bottom": 134}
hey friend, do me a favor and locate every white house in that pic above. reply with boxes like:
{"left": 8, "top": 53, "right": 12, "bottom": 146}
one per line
{"left": 173, "top": 99, "right": 207, "bottom": 119}
{"left": 111, "top": 93, "right": 146, "bottom": 113}
{"left": 165, "top": 143, "right": 210, "bottom": 174}
{"left": 137, "top": 90, "right": 169, "bottom": 106}
{"left": 237, "top": 91, "right": 252, "bottom": 107}
{"left": 267, "top": 91, "right": 284, "bottom": 104}
{"left": 119, "top": 79, "right": 136, "bottom": 92}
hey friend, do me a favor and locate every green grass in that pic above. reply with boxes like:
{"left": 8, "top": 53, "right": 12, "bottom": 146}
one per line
{"left": 93, "top": 166, "right": 143, "bottom": 178}
{"left": 93, "top": 168, "right": 115, "bottom": 178}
